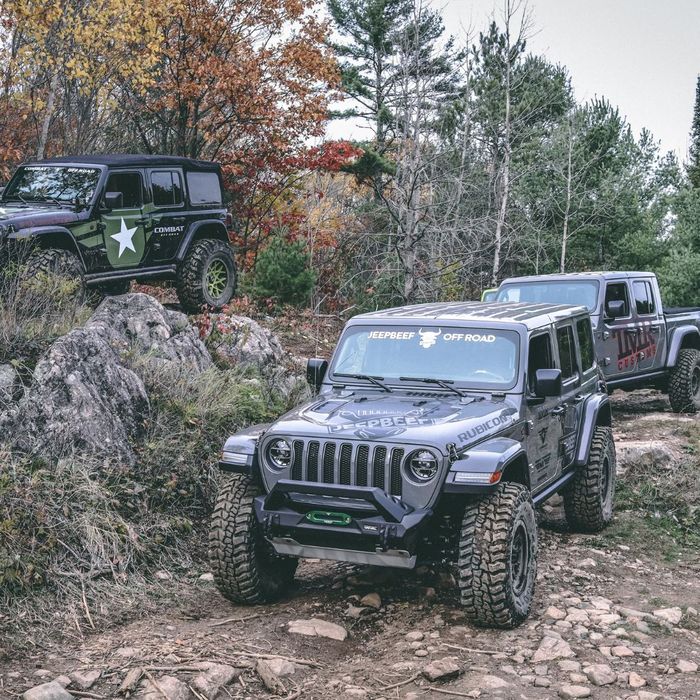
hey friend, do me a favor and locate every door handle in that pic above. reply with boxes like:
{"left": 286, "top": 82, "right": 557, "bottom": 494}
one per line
{"left": 551, "top": 406, "right": 566, "bottom": 416}
{"left": 573, "top": 394, "right": 585, "bottom": 403}
{"left": 135, "top": 218, "right": 148, "bottom": 225}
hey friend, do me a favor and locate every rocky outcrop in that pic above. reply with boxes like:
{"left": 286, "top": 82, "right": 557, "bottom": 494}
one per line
{"left": 1, "top": 294, "right": 212, "bottom": 465}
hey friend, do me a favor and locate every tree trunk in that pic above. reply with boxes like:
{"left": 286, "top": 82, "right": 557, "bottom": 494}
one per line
{"left": 37, "top": 72, "right": 59, "bottom": 160}
{"left": 560, "top": 120, "right": 574, "bottom": 273}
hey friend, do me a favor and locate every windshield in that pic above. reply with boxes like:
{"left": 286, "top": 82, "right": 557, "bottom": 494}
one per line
{"left": 330, "top": 325, "right": 520, "bottom": 390}
{"left": 2, "top": 165, "right": 101, "bottom": 204}
{"left": 496, "top": 280, "right": 600, "bottom": 311}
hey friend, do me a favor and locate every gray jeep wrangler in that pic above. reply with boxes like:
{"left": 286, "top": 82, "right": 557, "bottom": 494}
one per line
{"left": 210, "top": 302, "right": 616, "bottom": 628}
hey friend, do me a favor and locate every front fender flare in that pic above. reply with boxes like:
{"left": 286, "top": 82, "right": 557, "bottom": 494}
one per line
{"left": 444, "top": 437, "right": 527, "bottom": 493}
{"left": 667, "top": 326, "right": 700, "bottom": 367}
{"left": 9, "top": 225, "right": 85, "bottom": 266}
{"left": 575, "top": 394, "right": 611, "bottom": 466}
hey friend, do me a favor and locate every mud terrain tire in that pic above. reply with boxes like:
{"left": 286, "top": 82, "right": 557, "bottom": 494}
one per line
{"left": 564, "top": 426, "right": 616, "bottom": 533}
{"left": 176, "top": 238, "right": 236, "bottom": 313}
{"left": 457, "top": 483, "right": 537, "bottom": 629}
{"left": 668, "top": 348, "right": 700, "bottom": 414}
{"left": 23, "top": 247, "right": 85, "bottom": 300}
{"left": 210, "top": 474, "right": 297, "bottom": 604}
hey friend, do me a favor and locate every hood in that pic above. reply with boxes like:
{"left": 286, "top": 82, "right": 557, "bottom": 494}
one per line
{"left": 270, "top": 391, "right": 521, "bottom": 449}
{"left": 0, "top": 203, "right": 78, "bottom": 230}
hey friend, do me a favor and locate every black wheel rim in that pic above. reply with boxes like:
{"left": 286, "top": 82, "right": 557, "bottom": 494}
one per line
{"left": 510, "top": 522, "right": 530, "bottom": 597}
{"left": 692, "top": 366, "right": 700, "bottom": 399}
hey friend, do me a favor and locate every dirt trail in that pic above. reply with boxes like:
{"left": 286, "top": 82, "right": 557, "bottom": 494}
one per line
{"left": 2, "top": 391, "right": 699, "bottom": 700}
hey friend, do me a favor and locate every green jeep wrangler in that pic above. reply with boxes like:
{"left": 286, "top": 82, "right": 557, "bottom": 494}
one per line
{"left": 0, "top": 154, "right": 236, "bottom": 311}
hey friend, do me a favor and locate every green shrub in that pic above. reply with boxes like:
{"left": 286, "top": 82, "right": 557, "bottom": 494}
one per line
{"left": 249, "top": 236, "right": 316, "bottom": 306}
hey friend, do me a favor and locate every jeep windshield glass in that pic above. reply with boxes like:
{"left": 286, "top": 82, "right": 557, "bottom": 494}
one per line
{"left": 496, "top": 280, "right": 599, "bottom": 311}
{"left": 2, "top": 165, "right": 101, "bottom": 204}
{"left": 330, "top": 326, "right": 520, "bottom": 390}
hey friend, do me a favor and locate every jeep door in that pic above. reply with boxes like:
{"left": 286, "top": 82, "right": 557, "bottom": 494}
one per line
{"left": 599, "top": 279, "right": 638, "bottom": 380}
{"left": 630, "top": 278, "right": 666, "bottom": 372}
{"left": 525, "top": 330, "right": 564, "bottom": 489}
{"left": 144, "top": 168, "right": 186, "bottom": 264}
{"left": 100, "top": 170, "right": 149, "bottom": 269}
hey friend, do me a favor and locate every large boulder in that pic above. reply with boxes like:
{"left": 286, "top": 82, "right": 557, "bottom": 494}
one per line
{"left": 1, "top": 293, "right": 212, "bottom": 464}
{"left": 87, "top": 293, "right": 211, "bottom": 373}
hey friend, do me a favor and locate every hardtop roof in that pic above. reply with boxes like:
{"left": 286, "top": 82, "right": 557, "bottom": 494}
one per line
{"left": 351, "top": 301, "right": 588, "bottom": 330}
{"left": 27, "top": 154, "right": 221, "bottom": 172}
{"left": 500, "top": 270, "right": 655, "bottom": 284}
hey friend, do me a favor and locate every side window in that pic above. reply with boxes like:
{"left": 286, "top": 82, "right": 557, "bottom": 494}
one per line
{"left": 105, "top": 172, "right": 143, "bottom": 208}
{"left": 633, "top": 280, "right": 656, "bottom": 315}
{"left": 576, "top": 318, "right": 595, "bottom": 371}
{"left": 528, "top": 333, "right": 554, "bottom": 393}
{"left": 151, "top": 170, "right": 183, "bottom": 207}
{"left": 556, "top": 325, "right": 578, "bottom": 380}
{"left": 604, "top": 282, "right": 629, "bottom": 317}
{"left": 186, "top": 171, "right": 222, "bottom": 206}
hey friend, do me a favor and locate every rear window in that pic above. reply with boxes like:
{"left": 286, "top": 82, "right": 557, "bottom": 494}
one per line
{"left": 186, "top": 171, "right": 222, "bottom": 205}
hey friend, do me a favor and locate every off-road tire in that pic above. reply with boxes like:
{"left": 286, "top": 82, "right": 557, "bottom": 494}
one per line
{"left": 22, "top": 247, "right": 86, "bottom": 300}
{"left": 209, "top": 474, "right": 298, "bottom": 604}
{"left": 564, "top": 426, "right": 616, "bottom": 533}
{"left": 176, "top": 238, "right": 236, "bottom": 313}
{"left": 668, "top": 348, "right": 700, "bottom": 414}
{"left": 457, "top": 483, "right": 537, "bottom": 629}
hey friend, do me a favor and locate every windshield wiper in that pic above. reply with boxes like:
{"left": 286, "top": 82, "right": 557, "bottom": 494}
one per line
{"left": 334, "top": 373, "right": 392, "bottom": 393}
{"left": 399, "top": 376, "right": 467, "bottom": 397}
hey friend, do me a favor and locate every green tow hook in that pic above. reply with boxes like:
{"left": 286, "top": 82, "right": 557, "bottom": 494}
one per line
{"left": 305, "top": 510, "right": 352, "bottom": 526}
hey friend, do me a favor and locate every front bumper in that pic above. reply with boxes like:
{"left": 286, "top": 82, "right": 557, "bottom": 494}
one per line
{"left": 254, "top": 480, "right": 432, "bottom": 569}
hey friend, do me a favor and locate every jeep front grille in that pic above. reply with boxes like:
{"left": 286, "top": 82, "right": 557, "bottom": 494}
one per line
{"left": 289, "top": 439, "right": 404, "bottom": 496}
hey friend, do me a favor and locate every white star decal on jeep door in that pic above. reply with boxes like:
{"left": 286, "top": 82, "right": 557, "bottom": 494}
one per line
{"left": 111, "top": 217, "right": 138, "bottom": 257}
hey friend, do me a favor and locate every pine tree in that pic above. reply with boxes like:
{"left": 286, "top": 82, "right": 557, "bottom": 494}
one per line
{"left": 687, "top": 75, "right": 700, "bottom": 189}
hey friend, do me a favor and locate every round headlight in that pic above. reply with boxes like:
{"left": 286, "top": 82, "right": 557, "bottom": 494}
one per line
{"left": 267, "top": 438, "right": 292, "bottom": 469}
{"left": 406, "top": 449, "right": 439, "bottom": 482}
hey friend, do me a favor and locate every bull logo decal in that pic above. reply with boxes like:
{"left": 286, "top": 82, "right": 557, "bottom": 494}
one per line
{"left": 418, "top": 328, "right": 441, "bottom": 349}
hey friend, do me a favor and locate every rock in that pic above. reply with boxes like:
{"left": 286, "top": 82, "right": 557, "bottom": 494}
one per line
{"left": 545, "top": 606, "right": 567, "bottom": 621}
{"left": 115, "top": 646, "right": 138, "bottom": 658}
{"left": 22, "top": 682, "right": 74, "bottom": 700}
{"left": 206, "top": 314, "right": 285, "bottom": 370}
{"left": 198, "top": 572, "right": 214, "bottom": 582}
{"left": 476, "top": 675, "right": 510, "bottom": 689}
{"left": 583, "top": 664, "right": 616, "bottom": 686}
{"left": 532, "top": 637, "right": 575, "bottom": 663}
{"left": 53, "top": 677, "right": 71, "bottom": 688}
{"left": 423, "top": 657, "right": 463, "bottom": 682}
{"left": 611, "top": 645, "right": 634, "bottom": 657}
{"left": 636, "top": 692, "right": 660, "bottom": 700}
{"left": 155, "top": 570, "right": 171, "bottom": 580}
{"left": 345, "top": 604, "right": 369, "bottom": 619}
{"left": 406, "top": 631, "right": 424, "bottom": 642}
{"left": 68, "top": 670, "right": 100, "bottom": 690}
{"left": 652, "top": 607, "right": 683, "bottom": 625}
{"left": 687, "top": 606, "right": 698, "bottom": 616}
{"left": 256, "top": 659, "right": 286, "bottom": 694}
{"left": 558, "top": 661, "right": 581, "bottom": 673}
{"left": 0, "top": 363, "right": 17, "bottom": 404}
{"left": 88, "top": 294, "right": 211, "bottom": 373}
{"left": 287, "top": 618, "right": 347, "bottom": 641}
{"left": 3, "top": 326, "right": 149, "bottom": 464}
{"left": 360, "top": 592, "right": 382, "bottom": 609}
{"left": 136, "top": 675, "right": 192, "bottom": 700}
{"left": 558, "top": 685, "right": 591, "bottom": 699}
{"left": 344, "top": 688, "right": 368, "bottom": 698}
{"left": 676, "top": 659, "right": 698, "bottom": 673}
{"left": 534, "top": 677, "right": 551, "bottom": 687}
{"left": 628, "top": 672, "right": 647, "bottom": 688}
{"left": 192, "top": 663, "right": 239, "bottom": 697}
{"left": 578, "top": 558, "right": 597, "bottom": 568}
{"left": 617, "top": 441, "right": 675, "bottom": 470}
{"left": 618, "top": 607, "right": 651, "bottom": 621}
{"left": 414, "top": 649, "right": 429, "bottom": 657}
{"left": 263, "top": 658, "right": 296, "bottom": 677}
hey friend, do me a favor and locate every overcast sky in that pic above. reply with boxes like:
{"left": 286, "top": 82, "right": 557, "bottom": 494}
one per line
{"left": 328, "top": 1, "right": 700, "bottom": 161}
{"left": 446, "top": 0, "right": 700, "bottom": 160}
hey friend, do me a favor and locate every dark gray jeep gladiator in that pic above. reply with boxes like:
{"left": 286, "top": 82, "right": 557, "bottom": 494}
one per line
{"left": 0, "top": 154, "right": 236, "bottom": 311}
{"left": 494, "top": 272, "right": 700, "bottom": 412}
{"left": 210, "top": 302, "right": 616, "bottom": 628}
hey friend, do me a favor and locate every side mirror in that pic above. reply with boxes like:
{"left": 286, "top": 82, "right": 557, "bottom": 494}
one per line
{"left": 103, "top": 191, "right": 123, "bottom": 210}
{"left": 534, "top": 368, "right": 562, "bottom": 398}
{"left": 605, "top": 299, "right": 626, "bottom": 319}
{"left": 306, "top": 358, "right": 328, "bottom": 391}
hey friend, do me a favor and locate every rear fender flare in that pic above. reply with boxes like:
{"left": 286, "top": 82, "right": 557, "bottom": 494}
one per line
{"left": 176, "top": 219, "right": 229, "bottom": 262}
{"left": 667, "top": 326, "right": 700, "bottom": 366}
{"left": 575, "top": 394, "right": 611, "bottom": 466}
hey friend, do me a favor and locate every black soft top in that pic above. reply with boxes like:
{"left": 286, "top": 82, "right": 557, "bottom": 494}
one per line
{"left": 28, "top": 154, "right": 220, "bottom": 172}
